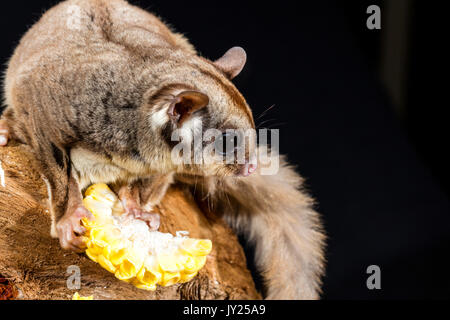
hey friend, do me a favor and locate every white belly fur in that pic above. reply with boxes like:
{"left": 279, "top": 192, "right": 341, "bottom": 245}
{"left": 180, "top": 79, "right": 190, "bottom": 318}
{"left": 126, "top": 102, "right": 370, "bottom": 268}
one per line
{"left": 70, "top": 147, "right": 140, "bottom": 190}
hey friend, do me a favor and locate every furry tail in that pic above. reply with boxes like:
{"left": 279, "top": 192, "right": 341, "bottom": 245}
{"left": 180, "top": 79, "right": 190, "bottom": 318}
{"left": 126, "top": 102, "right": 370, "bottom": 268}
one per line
{"left": 197, "top": 150, "right": 326, "bottom": 299}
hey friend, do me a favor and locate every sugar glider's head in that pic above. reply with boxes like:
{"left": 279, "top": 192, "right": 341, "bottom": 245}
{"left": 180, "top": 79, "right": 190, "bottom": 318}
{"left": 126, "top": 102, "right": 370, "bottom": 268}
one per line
{"left": 139, "top": 47, "right": 257, "bottom": 177}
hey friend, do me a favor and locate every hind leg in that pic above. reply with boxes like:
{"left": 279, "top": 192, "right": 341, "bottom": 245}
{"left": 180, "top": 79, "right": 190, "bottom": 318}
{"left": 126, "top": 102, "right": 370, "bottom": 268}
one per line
{"left": 55, "top": 173, "right": 93, "bottom": 252}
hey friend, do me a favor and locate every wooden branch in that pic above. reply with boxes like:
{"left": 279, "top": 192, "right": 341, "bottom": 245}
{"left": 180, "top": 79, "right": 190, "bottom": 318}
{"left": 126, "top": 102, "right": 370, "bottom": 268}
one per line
{"left": 0, "top": 142, "right": 260, "bottom": 300}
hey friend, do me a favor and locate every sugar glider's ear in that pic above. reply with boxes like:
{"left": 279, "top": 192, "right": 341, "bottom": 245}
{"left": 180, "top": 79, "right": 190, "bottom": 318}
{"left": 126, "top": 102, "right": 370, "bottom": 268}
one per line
{"left": 214, "top": 47, "right": 247, "bottom": 79}
{"left": 168, "top": 91, "right": 209, "bottom": 127}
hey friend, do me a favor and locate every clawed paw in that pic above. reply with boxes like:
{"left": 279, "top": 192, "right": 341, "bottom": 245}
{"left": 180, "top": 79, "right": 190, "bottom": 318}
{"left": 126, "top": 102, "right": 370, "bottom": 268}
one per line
{"left": 117, "top": 184, "right": 161, "bottom": 231}
{"left": 136, "top": 210, "right": 161, "bottom": 231}
{"left": 125, "top": 206, "right": 160, "bottom": 231}
{"left": 56, "top": 206, "right": 93, "bottom": 252}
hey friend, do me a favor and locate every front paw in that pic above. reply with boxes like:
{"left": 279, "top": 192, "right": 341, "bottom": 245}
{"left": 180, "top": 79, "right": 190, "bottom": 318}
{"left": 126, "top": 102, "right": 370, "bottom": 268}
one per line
{"left": 136, "top": 210, "right": 161, "bottom": 231}
{"left": 56, "top": 206, "right": 93, "bottom": 252}
{"left": 121, "top": 199, "right": 161, "bottom": 231}
{"left": 125, "top": 207, "right": 160, "bottom": 231}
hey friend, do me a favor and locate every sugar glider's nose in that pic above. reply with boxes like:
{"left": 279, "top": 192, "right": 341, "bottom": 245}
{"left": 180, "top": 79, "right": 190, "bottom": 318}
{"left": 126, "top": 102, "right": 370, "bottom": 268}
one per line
{"left": 239, "top": 161, "right": 258, "bottom": 177}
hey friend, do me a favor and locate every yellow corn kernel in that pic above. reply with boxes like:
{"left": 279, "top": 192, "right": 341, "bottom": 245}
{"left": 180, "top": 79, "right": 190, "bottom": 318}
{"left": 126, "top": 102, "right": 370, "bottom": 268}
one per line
{"left": 115, "top": 250, "right": 144, "bottom": 280}
{"left": 158, "top": 253, "right": 184, "bottom": 273}
{"left": 132, "top": 279, "right": 157, "bottom": 291}
{"left": 180, "top": 271, "right": 198, "bottom": 283}
{"left": 97, "top": 255, "right": 117, "bottom": 274}
{"left": 136, "top": 267, "right": 158, "bottom": 288}
{"left": 81, "top": 183, "right": 212, "bottom": 291}
{"left": 143, "top": 257, "right": 163, "bottom": 283}
{"left": 183, "top": 255, "right": 199, "bottom": 274}
{"left": 72, "top": 292, "right": 94, "bottom": 300}
{"left": 105, "top": 244, "right": 128, "bottom": 266}
{"left": 85, "top": 183, "right": 117, "bottom": 203}
{"left": 193, "top": 255, "right": 207, "bottom": 270}
{"left": 85, "top": 248, "right": 99, "bottom": 262}
{"left": 161, "top": 271, "right": 181, "bottom": 287}
{"left": 180, "top": 238, "right": 213, "bottom": 256}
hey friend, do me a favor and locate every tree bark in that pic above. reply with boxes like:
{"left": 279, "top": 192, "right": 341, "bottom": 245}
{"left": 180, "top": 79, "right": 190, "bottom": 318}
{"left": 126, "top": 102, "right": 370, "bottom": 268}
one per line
{"left": 0, "top": 142, "right": 260, "bottom": 300}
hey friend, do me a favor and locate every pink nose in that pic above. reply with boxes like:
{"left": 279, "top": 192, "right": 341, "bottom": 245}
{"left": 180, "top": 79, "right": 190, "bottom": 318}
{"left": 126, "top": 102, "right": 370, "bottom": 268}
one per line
{"left": 240, "top": 161, "right": 258, "bottom": 177}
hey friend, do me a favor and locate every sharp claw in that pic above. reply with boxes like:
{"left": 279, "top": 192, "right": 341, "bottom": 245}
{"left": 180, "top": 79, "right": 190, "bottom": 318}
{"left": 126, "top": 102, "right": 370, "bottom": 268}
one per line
{"left": 143, "top": 212, "right": 160, "bottom": 231}
{"left": 74, "top": 226, "right": 86, "bottom": 235}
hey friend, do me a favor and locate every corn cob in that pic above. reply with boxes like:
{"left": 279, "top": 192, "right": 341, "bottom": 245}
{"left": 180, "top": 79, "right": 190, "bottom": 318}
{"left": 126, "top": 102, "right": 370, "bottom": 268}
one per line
{"left": 81, "top": 183, "right": 212, "bottom": 291}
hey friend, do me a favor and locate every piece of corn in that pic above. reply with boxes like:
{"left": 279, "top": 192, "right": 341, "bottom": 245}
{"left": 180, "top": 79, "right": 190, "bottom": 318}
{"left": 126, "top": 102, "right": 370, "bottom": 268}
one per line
{"left": 72, "top": 292, "right": 94, "bottom": 300}
{"left": 81, "top": 183, "right": 212, "bottom": 291}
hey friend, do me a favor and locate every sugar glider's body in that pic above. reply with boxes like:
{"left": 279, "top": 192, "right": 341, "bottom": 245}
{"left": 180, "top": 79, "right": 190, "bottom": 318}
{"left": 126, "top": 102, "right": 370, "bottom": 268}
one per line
{"left": 4, "top": 0, "right": 217, "bottom": 187}
{"left": 1, "top": 0, "right": 325, "bottom": 299}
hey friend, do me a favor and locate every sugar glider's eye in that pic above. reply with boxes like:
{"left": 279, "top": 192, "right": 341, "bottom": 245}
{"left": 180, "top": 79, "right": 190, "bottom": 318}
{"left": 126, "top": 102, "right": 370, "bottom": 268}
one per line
{"left": 215, "top": 132, "right": 239, "bottom": 156}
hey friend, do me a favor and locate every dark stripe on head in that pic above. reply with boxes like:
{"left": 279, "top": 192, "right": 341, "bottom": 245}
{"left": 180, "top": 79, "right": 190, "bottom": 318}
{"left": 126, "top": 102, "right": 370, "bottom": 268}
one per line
{"left": 196, "top": 59, "right": 254, "bottom": 125}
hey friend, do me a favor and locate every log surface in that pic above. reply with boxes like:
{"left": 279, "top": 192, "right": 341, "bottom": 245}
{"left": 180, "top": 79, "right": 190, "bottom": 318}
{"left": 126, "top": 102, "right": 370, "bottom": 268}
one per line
{"left": 0, "top": 142, "right": 260, "bottom": 300}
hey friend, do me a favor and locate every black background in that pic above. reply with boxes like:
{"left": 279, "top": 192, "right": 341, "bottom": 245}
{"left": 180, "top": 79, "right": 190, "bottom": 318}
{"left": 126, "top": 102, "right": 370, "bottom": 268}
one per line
{"left": 1, "top": 0, "right": 449, "bottom": 299}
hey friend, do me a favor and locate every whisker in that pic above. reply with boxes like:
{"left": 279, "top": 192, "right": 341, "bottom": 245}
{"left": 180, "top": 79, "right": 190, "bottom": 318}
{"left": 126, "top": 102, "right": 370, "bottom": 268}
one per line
{"left": 266, "top": 122, "right": 287, "bottom": 129}
{"left": 256, "top": 118, "right": 277, "bottom": 129}
{"left": 193, "top": 175, "right": 198, "bottom": 195}
{"left": 256, "top": 104, "right": 276, "bottom": 120}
